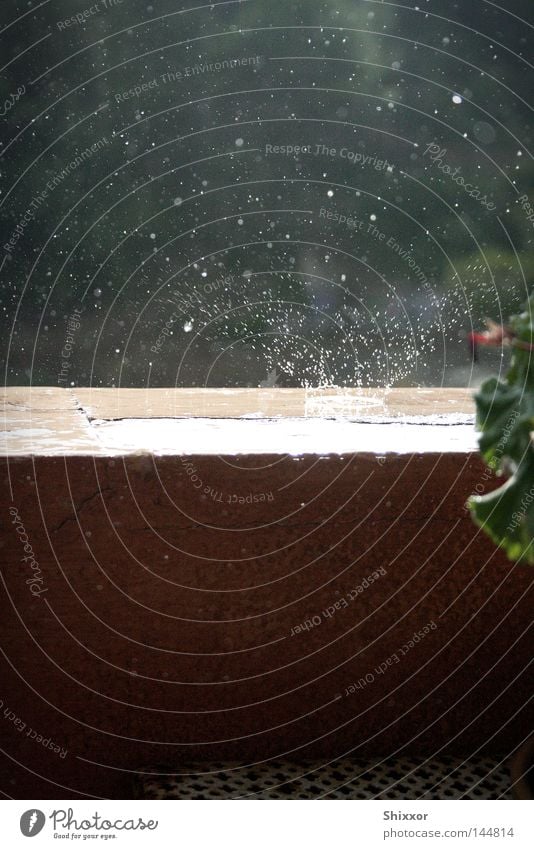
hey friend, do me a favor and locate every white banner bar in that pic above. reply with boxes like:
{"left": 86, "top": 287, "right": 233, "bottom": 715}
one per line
{"left": 2, "top": 800, "right": 532, "bottom": 848}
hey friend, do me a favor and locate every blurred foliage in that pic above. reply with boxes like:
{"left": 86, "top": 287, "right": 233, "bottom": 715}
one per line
{"left": 443, "top": 249, "right": 534, "bottom": 322}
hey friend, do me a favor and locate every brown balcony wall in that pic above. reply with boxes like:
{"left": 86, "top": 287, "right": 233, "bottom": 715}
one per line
{"left": 0, "top": 388, "right": 531, "bottom": 798}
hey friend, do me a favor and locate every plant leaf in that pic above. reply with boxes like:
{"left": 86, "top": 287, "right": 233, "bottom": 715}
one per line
{"left": 469, "top": 293, "right": 534, "bottom": 564}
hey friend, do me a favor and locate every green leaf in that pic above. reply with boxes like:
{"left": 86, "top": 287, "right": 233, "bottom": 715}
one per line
{"left": 469, "top": 292, "right": 534, "bottom": 564}
{"left": 469, "top": 452, "right": 534, "bottom": 564}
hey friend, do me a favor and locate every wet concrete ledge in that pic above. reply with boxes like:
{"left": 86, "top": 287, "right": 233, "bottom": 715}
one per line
{"left": 1, "top": 386, "right": 475, "bottom": 456}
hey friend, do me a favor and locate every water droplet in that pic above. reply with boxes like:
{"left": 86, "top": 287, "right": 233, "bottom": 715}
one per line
{"left": 473, "top": 121, "right": 496, "bottom": 144}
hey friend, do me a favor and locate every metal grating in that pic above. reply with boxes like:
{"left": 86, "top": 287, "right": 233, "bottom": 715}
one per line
{"left": 133, "top": 756, "right": 512, "bottom": 800}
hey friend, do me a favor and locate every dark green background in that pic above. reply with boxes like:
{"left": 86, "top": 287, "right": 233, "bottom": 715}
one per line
{"left": 1, "top": 0, "right": 532, "bottom": 387}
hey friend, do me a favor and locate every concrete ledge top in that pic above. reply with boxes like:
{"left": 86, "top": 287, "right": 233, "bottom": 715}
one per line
{"left": 1, "top": 387, "right": 477, "bottom": 457}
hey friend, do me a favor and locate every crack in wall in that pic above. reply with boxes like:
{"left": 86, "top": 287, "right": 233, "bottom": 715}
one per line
{"left": 52, "top": 486, "right": 113, "bottom": 533}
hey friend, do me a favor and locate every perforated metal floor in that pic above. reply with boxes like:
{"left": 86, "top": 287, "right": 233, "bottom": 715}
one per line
{"left": 133, "top": 756, "right": 512, "bottom": 800}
